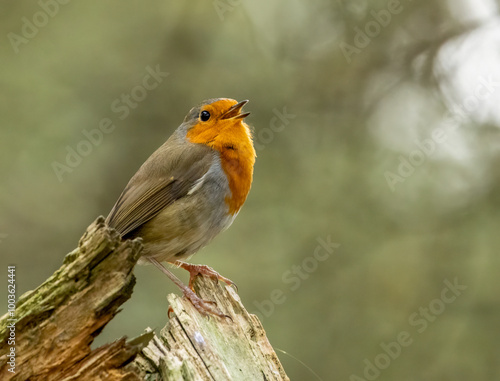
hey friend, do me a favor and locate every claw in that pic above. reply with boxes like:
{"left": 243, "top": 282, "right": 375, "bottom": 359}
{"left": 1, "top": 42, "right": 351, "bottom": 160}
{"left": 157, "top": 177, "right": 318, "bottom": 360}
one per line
{"left": 182, "top": 287, "right": 229, "bottom": 319}
{"left": 167, "top": 305, "right": 174, "bottom": 319}
{"left": 173, "top": 261, "right": 237, "bottom": 291}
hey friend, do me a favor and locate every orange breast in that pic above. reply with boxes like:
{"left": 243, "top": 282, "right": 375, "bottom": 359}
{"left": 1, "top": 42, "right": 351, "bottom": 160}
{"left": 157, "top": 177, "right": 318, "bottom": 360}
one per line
{"left": 186, "top": 119, "right": 256, "bottom": 215}
{"left": 219, "top": 141, "right": 255, "bottom": 214}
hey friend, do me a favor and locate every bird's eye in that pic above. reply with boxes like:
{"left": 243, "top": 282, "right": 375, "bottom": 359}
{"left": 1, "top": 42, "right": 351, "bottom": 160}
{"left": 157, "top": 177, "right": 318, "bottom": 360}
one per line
{"left": 200, "top": 110, "right": 210, "bottom": 122}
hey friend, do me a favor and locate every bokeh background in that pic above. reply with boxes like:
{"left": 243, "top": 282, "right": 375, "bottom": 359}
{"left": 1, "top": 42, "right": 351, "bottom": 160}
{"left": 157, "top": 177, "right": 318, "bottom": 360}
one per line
{"left": 1, "top": 0, "right": 500, "bottom": 380}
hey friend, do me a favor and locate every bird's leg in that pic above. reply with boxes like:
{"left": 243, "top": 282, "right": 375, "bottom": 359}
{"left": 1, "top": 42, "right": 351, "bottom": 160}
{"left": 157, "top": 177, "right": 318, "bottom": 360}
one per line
{"left": 148, "top": 258, "right": 229, "bottom": 319}
{"left": 171, "top": 260, "right": 237, "bottom": 291}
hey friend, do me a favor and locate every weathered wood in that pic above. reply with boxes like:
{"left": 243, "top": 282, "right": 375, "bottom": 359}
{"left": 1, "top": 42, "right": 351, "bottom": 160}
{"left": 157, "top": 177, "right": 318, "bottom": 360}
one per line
{"left": 0, "top": 217, "right": 289, "bottom": 380}
{"left": 134, "top": 276, "right": 289, "bottom": 381}
{"left": 0, "top": 217, "right": 149, "bottom": 380}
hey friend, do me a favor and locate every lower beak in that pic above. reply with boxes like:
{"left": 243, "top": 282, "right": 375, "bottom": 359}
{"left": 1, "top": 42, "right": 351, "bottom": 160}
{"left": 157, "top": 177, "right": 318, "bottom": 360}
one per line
{"left": 222, "top": 100, "right": 250, "bottom": 119}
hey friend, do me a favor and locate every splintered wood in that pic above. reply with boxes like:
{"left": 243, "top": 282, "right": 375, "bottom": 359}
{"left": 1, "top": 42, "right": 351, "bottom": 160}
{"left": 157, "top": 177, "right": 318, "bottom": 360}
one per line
{"left": 0, "top": 217, "right": 148, "bottom": 380}
{"left": 135, "top": 276, "right": 289, "bottom": 381}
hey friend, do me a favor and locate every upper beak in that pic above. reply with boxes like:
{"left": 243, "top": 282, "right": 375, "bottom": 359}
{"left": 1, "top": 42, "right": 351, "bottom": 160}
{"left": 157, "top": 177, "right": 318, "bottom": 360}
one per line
{"left": 221, "top": 100, "right": 250, "bottom": 120}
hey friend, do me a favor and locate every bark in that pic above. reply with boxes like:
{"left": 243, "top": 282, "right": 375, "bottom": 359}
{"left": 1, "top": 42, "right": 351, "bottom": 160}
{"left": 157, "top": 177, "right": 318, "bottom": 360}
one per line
{"left": 0, "top": 217, "right": 147, "bottom": 380}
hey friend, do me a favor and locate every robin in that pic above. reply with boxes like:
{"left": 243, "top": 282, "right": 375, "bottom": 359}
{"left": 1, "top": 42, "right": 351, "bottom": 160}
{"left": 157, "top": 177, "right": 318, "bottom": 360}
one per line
{"left": 106, "top": 98, "right": 255, "bottom": 317}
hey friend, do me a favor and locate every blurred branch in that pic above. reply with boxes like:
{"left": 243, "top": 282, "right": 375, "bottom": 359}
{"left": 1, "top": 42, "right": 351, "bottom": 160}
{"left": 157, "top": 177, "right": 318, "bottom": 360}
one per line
{"left": 402, "top": 23, "right": 483, "bottom": 83}
{"left": 0, "top": 217, "right": 288, "bottom": 380}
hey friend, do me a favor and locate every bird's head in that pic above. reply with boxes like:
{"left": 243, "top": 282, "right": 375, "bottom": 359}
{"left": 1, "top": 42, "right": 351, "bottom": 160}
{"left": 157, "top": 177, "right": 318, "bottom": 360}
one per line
{"left": 184, "top": 98, "right": 254, "bottom": 155}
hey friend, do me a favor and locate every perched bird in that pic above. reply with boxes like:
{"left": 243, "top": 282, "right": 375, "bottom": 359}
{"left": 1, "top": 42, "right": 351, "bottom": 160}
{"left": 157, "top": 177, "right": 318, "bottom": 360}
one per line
{"left": 106, "top": 98, "right": 256, "bottom": 316}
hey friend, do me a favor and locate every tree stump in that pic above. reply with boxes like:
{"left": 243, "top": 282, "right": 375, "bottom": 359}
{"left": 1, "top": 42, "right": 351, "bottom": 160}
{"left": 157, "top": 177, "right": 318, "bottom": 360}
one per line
{"left": 0, "top": 217, "right": 289, "bottom": 380}
{"left": 134, "top": 276, "right": 289, "bottom": 380}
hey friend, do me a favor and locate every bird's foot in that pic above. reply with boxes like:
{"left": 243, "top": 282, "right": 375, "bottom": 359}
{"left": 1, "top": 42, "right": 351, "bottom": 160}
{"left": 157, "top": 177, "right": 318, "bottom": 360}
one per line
{"left": 149, "top": 258, "right": 230, "bottom": 319}
{"left": 172, "top": 260, "right": 237, "bottom": 291}
{"left": 181, "top": 286, "right": 231, "bottom": 320}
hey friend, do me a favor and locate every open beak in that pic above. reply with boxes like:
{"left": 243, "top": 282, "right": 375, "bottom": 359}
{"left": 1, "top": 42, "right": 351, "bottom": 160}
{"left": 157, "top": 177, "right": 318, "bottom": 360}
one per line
{"left": 221, "top": 100, "right": 250, "bottom": 120}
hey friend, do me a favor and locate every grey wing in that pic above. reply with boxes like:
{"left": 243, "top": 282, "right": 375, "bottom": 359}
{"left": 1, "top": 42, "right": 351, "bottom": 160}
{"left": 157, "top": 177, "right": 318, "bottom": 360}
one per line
{"left": 106, "top": 142, "right": 214, "bottom": 237}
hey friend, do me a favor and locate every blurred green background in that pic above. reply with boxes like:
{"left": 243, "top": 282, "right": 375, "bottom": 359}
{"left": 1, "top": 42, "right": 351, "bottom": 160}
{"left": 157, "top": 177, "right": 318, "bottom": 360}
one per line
{"left": 1, "top": 0, "right": 500, "bottom": 380}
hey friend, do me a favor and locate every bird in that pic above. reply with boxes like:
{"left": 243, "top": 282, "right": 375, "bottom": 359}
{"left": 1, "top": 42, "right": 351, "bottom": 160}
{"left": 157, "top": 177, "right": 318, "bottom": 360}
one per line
{"left": 105, "top": 98, "right": 256, "bottom": 317}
